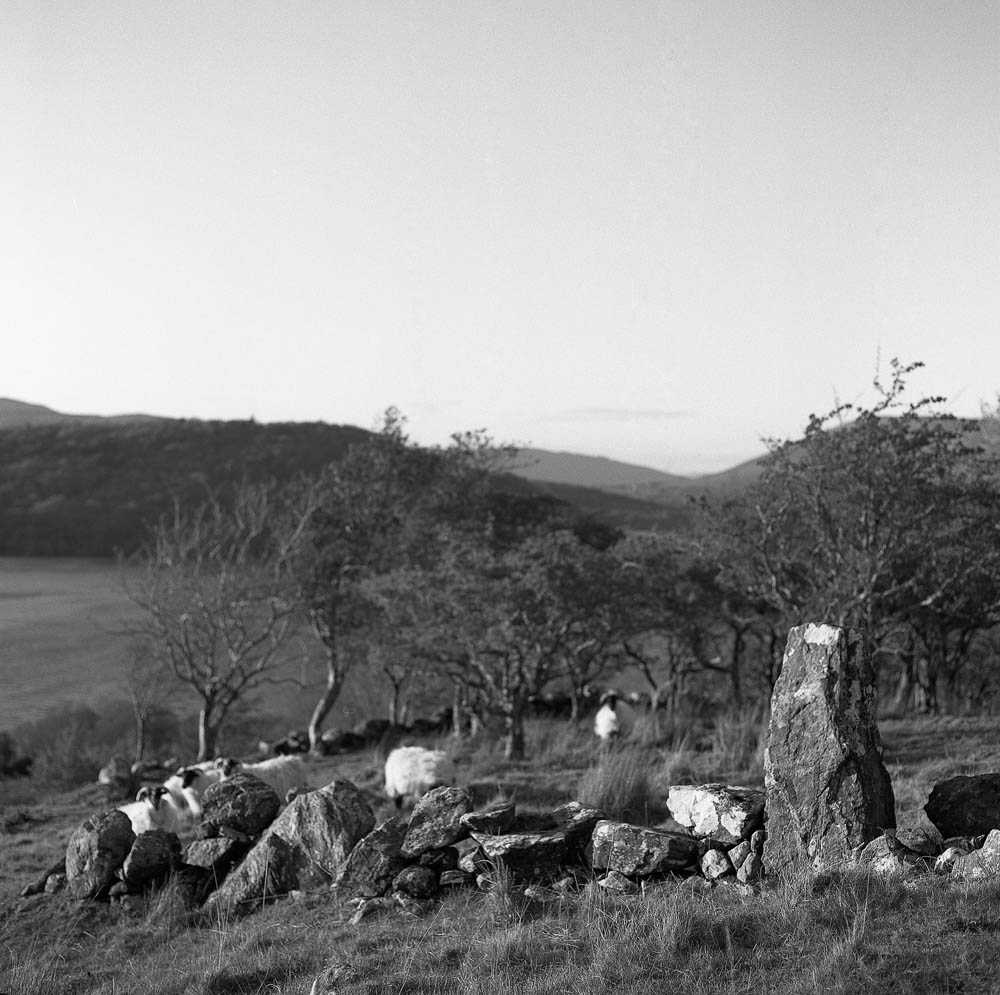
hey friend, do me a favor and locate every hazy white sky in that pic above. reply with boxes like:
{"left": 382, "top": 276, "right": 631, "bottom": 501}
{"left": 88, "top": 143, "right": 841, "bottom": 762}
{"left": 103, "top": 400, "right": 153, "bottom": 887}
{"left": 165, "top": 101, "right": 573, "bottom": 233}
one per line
{"left": 4, "top": 1, "right": 998, "bottom": 474}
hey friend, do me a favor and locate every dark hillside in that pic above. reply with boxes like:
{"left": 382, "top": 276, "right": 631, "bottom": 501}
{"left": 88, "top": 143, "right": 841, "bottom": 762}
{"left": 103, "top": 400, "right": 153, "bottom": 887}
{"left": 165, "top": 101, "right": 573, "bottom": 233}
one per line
{"left": 0, "top": 419, "right": 371, "bottom": 556}
{"left": 498, "top": 474, "right": 696, "bottom": 532}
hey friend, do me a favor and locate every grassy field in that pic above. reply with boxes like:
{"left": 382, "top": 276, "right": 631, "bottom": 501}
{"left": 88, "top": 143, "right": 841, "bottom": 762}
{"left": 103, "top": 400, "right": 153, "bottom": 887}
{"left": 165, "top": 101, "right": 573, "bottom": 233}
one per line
{"left": 4, "top": 713, "right": 1000, "bottom": 994}
{"left": 0, "top": 557, "right": 147, "bottom": 729}
{"left": 6, "top": 559, "right": 1000, "bottom": 993}
{"left": 0, "top": 557, "right": 395, "bottom": 746}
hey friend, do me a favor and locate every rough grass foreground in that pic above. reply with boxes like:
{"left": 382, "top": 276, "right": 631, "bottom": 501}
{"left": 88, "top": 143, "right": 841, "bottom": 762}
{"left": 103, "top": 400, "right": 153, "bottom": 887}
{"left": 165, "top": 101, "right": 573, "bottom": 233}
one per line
{"left": 6, "top": 713, "right": 1000, "bottom": 994}
{"left": 7, "top": 866, "right": 1000, "bottom": 995}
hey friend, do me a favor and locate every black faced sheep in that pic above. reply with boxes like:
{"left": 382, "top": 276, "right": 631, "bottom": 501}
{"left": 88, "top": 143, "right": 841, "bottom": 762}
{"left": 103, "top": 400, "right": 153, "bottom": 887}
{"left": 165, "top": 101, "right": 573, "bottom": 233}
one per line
{"left": 116, "top": 785, "right": 189, "bottom": 835}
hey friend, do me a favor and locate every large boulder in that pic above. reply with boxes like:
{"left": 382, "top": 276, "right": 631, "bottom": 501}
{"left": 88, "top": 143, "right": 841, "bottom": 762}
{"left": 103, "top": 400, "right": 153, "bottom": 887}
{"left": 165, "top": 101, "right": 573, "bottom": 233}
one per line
{"left": 66, "top": 809, "right": 135, "bottom": 899}
{"left": 199, "top": 771, "right": 282, "bottom": 839}
{"left": 460, "top": 800, "right": 516, "bottom": 835}
{"left": 589, "top": 820, "right": 701, "bottom": 876}
{"left": 338, "top": 817, "right": 409, "bottom": 898}
{"left": 667, "top": 784, "right": 765, "bottom": 844}
{"left": 951, "top": 830, "right": 1000, "bottom": 881}
{"left": 764, "top": 624, "right": 895, "bottom": 871}
{"left": 267, "top": 779, "right": 375, "bottom": 889}
{"left": 924, "top": 774, "right": 1000, "bottom": 839}
{"left": 202, "top": 834, "right": 299, "bottom": 917}
{"left": 401, "top": 786, "right": 474, "bottom": 858}
{"left": 120, "top": 829, "right": 182, "bottom": 887}
{"left": 202, "top": 779, "right": 374, "bottom": 916}
{"left": 183, "top": 837, "right": 251, "bottom": 882}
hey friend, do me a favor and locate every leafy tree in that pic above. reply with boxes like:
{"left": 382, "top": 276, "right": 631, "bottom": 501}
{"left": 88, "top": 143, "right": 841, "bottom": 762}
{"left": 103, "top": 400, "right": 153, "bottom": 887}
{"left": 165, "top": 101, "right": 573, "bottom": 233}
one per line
{"left": 700, "top": 359, "right": 1000, "bottom": 702}
{"left": 294, "top": 411, "right": 515, "bottom": 750}
{"left": 123, "top": 480, "right": 312, "bottom": 760}
{"left": 376, "top": 527, "right": 624, "bottom": 758}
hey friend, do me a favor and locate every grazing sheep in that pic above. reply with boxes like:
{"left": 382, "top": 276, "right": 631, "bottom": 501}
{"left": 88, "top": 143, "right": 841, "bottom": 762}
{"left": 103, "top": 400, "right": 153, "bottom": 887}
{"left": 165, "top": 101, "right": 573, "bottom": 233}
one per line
{"left": 217, "top": 755, "right": 310, "bottom": 800}
{"left": 384, "top": 746, "right": 456, "bottom": 809}
{"left": 593, "top": 691, "right": 636, "bottom": 745}
{"left": 162, "top": 760, "right": 226, "bottom": 823}
{"left": 116, "top": 786, "right": 178, "bottom": 835}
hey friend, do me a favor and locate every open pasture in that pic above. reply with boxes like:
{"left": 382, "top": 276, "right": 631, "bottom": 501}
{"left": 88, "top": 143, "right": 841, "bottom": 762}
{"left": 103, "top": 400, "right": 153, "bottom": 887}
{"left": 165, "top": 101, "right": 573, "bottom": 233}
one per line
{"left": 0, "top": 557, "right": 144, "bottom": 729}
{"left": 0, "top": 558, "right": 383, "bottom": 744}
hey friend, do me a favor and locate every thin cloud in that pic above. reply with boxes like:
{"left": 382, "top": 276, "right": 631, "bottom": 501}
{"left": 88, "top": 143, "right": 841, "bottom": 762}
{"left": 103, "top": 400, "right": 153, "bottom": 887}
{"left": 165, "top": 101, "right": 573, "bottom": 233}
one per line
{"left": 536, "top": 408, "right": 694, "bottom": 424}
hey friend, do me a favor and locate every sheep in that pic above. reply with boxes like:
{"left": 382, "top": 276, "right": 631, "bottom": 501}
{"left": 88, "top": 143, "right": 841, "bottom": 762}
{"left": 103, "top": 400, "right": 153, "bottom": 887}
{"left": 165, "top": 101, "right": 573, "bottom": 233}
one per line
{"left": 217, "top": 754, "right": 310, "bottom": 800}
{"left": 161, "top": 760, "right": 226, "bottom": 824}
{"left": 593, "top": 691, "right": 636, "bottom": 745}
{"left": 116, "top": 785, "right": 186, "bottom": 835}
{"left": 384, "top": 746, "right": 456, "bottom": 809}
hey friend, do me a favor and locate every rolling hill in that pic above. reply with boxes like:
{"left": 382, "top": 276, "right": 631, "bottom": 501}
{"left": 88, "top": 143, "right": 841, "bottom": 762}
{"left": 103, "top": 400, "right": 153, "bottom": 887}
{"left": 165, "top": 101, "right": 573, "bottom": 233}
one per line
{"left": 0, "top": 397, "right": 773, "bottom": 555}
{"left": 0, "top": 397, "right": 164, "bottom": 429}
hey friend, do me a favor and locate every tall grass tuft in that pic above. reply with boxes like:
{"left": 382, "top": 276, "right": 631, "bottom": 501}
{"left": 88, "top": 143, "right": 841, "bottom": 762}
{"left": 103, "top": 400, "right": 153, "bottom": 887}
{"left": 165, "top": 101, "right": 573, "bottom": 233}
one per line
{"left": 707, "top": 705, "right": 769, "bottom": 779}
{"left": 575, "top": 746, "right": 657, "bottom": 823}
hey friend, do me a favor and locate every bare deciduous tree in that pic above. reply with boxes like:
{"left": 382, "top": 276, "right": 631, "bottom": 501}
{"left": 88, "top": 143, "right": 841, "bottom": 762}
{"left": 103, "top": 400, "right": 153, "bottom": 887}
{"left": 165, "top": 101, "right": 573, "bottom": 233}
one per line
{"left": 123, "top": 480, "right": 314, "bottom": 760}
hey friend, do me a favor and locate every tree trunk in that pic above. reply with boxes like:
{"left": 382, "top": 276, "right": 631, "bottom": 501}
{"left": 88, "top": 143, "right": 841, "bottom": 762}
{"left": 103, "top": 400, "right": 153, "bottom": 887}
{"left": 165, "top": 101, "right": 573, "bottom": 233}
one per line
{"left": 197, "top": 703, "right": 220, "bottom": 761}
{"left": 450, "top": 684, "right": 466, "bottom": 740}
{"left": 387, "top": 678, "right": 403, "bottom": 726}
{"left": 133, "top": 712, "right": 145, "bottom": 767}
{"left": 308, "top": 645, "right": 347, "bottom": 752}
{"left": 729, "top": 629, "right": 744, "bottom": 707}
{"left": 503, "top": 709, "right": 525, "bottom": 761}
{"left": 914, "top": 656, "right": 939, "bottom": 715}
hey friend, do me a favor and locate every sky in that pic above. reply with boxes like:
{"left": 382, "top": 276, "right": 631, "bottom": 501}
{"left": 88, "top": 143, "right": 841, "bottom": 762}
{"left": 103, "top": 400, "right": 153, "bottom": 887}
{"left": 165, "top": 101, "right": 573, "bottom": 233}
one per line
{"left": 3, "top": 2, "right": 999, "bottom": 475}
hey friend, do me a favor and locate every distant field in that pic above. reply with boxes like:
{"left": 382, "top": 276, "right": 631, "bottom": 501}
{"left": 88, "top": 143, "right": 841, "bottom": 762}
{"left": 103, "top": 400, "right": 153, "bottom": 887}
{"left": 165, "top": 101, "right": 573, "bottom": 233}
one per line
{"left": 0, "top": 557, "right": 387, "bottom": 739}
{"left": 0, "top": 558, "right": 145, "bottom": 729}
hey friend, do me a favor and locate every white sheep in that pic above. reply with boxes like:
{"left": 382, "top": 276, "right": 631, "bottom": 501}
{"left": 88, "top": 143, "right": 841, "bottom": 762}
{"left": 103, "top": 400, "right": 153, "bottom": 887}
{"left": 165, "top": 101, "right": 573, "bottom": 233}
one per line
{"left": 384, "top": 746, "right": 456, "bottom": 809}
{"left": 116, "top": 786, "right": 185, "bottom": 835}
{"left": 217, "top": 755, "right": 310, "bottom": 801}
{"left": 593, "top": 691, "right": 636, "bottom": 744}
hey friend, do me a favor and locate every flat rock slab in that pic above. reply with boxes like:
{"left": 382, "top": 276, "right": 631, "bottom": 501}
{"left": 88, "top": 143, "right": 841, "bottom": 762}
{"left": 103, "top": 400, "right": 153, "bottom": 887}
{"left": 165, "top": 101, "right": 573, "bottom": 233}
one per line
{"left": 589, "top": 820, "right": 701, "bottom": 876}
{"left": 470, "top": 830, "right": 569, "bottom": 883}
{"left": 667, "top": 784, "right": 765, "bottom": 844}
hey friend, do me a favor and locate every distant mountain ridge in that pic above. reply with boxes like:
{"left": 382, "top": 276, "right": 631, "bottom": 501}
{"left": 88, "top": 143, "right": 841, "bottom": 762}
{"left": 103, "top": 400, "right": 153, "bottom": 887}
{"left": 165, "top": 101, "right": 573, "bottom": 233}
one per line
{"left": 510, "top": 446, "right": 767, "bottom": 503}
{"left": 510, "top": 448, "right": 695, "bottom": 489}
{"left": 2, "top": 397, "right": 767, "bottom": 495}
{"left": 0, "top": 398, "right": 164, "bottom": 429}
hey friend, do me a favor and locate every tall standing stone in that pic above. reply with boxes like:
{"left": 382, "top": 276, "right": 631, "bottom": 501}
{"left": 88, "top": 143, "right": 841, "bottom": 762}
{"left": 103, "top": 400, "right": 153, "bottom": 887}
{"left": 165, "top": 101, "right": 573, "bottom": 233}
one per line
{"left": 764, "top": 623, "right": 895, "bottom": 871}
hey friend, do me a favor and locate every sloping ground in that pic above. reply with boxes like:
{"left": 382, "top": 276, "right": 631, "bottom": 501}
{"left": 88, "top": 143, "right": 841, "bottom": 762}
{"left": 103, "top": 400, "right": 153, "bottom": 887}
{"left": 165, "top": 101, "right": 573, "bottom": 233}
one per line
{"left": 5, "top": 716, "right": 1000, "bottom": 994}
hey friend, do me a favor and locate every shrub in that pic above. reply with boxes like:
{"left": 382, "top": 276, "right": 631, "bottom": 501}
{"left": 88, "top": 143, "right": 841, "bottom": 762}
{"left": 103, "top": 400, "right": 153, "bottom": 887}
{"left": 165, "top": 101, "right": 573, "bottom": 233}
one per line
{"left": 575, "top": 746, "right": 658, "bottom": 823}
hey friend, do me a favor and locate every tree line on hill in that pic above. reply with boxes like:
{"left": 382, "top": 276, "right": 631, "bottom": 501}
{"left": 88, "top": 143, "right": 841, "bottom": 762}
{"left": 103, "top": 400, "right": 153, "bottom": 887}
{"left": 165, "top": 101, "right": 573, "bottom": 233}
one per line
{"left": 112, "top": 361, "right": 1000, "bottom": 762}
{"left": 0, "top": 416, "right": 691, "bottom": 557}
{"left": 0, "top": 418, "right": 370, "bottom": 556}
